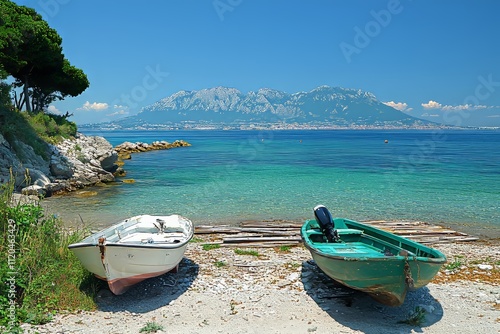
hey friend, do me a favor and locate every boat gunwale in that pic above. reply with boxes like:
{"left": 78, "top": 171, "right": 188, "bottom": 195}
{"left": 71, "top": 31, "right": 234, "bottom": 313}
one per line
{"left": 68, "top": 214, "right": 194, "bottom": 250}
{"left": 68, "top": 236, "right": 193, "bottom": 250}
{"left": 301, "top": 219, "right": 446, "bottom": 264}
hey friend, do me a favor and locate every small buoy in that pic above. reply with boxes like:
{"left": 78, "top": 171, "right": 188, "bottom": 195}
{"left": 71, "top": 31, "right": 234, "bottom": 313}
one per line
{"left": 384, "top": 140, "right": 389, "bottom": 144}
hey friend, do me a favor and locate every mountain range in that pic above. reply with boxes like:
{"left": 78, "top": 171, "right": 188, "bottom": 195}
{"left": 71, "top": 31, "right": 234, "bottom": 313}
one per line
{"left": 84, "top": 86, "right": 440, "bottom": 129}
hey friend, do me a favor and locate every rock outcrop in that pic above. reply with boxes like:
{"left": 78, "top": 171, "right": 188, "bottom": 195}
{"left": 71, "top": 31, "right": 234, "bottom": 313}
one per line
{"left": 0, "top": 134, "right": 192, "bottom": 198}
{"left": 114, "top": 140, "right": 191, "bottom": 159}
{"left": 0, "top": 132, "right": 119, "bottom": 197}
{"left": 112, "top": 140, "right": 191, "bottom": 178}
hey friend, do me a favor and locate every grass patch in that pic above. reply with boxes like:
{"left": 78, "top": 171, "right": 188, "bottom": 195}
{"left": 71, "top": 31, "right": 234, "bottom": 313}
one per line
{"left": 214, "top": 261, "right": 226, "bottom": 268}
{"left": 0, "top": 107, "right": 49, "bottom": 160}
{"left": 25, "top": 111, "right": 77, "bottom": 144}
{"left": 139, "top": 321, "right": 164, "bottom": 333}
{"left": 0, "top": 99, "right": 77, "bottom": 161}
{"left": 277, "top": 245, "right": 291, "bottom": 252}
{"left": 202, "top": 243, "right": 220, "bottom": 251}
{"left": 285, "top": 262, "right": 301, "bottom": 269}
{"left": 0, "top": 178, "right": 98, "bottom": 329}
{"left": 234, "top": 249, "right": 260, "bottom": 257}
{"left": 444, "top": 258, "right": 463, "bottom": 270}
{"left": 399, "top": 306, "right": 426, "bottom": 326}
{"left": 190, "top": 237, "right": 204, "bottom": 243}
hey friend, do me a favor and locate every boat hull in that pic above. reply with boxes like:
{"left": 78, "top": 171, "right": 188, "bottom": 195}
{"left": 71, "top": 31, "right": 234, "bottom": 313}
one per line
{"left": 301, "top": 218, "right": 446, "bottom": 306}
{"left": 70, "top": 243, "right": 188, "bottom": 294}
{"left": 69, "top": 214, "right": 193, "bottom": 295}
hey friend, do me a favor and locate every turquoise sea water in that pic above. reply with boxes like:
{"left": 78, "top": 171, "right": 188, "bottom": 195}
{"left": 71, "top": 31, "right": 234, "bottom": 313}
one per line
{"left": 44, "top": 129, "right": 500, "bottom": 238}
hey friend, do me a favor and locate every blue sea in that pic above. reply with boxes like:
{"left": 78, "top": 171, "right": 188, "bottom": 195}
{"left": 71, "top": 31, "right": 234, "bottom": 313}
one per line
{"left": 44, "top": 129, "right": 500, "bottom": 238}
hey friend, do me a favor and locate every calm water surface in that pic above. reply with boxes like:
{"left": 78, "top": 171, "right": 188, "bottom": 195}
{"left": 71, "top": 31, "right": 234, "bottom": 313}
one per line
{"left": 43, "top": 129, "right": 500, "bottom": 238}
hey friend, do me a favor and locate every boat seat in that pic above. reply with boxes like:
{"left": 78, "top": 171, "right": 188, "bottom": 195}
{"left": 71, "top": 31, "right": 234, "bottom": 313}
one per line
{"left": 307, "top": 228, "right": 362, "bottom": 236}
{"left": 336, "top": 229, "right": 363, "bottom": 235}
{"left": 315, "top": 243, "right": 394, "bottom": 258}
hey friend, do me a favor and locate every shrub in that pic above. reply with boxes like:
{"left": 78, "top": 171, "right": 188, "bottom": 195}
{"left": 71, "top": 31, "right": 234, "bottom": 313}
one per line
{"left": 140, "top": 322, "right": 165, "bottom": 333}
{"left": 0, "top": 178, "right": 98, "bottom": 329}
{"left": 0, "top": 100, "right": 78, "bottom": 162}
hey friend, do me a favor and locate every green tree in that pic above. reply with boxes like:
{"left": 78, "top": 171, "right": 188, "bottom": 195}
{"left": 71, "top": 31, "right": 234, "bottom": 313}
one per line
{"left": 31, "top": 59, "right": 89, "bottom": 112}
{"left": 0, "top": 0, "right": 88, "bottom": 112}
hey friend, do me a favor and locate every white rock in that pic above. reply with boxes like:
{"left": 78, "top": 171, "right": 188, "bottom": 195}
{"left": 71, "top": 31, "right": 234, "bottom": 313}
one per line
{"left": 21, "top": 185, "right": 46, "bottom": 196}
{"left": 477, "top": 264, "right": 493, "bottom": 270}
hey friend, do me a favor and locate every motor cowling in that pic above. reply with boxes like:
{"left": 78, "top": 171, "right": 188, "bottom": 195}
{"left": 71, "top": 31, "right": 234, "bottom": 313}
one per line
{"left": 313, "top": 205, "right": 339, "bottom": 242}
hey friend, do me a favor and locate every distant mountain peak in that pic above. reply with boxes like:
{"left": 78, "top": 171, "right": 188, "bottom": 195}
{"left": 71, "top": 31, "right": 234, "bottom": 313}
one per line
{"left": 91, "top": 85, "right": 439, "bottom": 130}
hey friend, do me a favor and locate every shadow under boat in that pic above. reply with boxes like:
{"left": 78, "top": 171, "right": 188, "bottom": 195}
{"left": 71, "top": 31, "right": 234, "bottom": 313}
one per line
{"left": 95, "top": 257, "right": 199, "bottom": 313}
{"left": 301, "top": 259, "right": 444, "bottom": 333}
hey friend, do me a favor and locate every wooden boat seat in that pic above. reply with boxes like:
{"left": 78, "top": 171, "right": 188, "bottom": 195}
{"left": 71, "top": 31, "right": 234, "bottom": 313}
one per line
{"left": 307, "top": 229, "right": 417, "bottom": 258}
{"left": 305, "top": 228, "right": 363, "bottom": 243}
{"left": 313, "top": 242, "right": 399, "bottom": 258}
{"left": 113, "top": 232, "right": 186, "bottom": 244}
{"left": 337, "top": 228, "right": 363, "bottom": 235}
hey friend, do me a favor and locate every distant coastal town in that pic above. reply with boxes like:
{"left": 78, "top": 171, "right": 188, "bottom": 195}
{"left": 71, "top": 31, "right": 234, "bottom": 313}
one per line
{"left": 80, "top": 121, "right": 492, "bottom": 131}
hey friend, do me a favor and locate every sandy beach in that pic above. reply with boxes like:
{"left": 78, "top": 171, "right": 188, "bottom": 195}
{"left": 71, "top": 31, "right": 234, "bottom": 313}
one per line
{"left": 20, "top": 235, "right": 499, "bottom": 334}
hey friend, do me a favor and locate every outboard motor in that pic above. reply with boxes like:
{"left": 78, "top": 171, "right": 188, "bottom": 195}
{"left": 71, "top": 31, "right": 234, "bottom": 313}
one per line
{"left": 314, "top": 205, "right": 339, "bottom": 243}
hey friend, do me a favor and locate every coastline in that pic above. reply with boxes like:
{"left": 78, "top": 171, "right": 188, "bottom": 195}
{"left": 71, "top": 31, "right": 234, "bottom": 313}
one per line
{"left": 39, "top": 129, "right": 500, "bottom": 240}
{"left": 38, "top": 190, "right": 500, "bottom": 242}
{"left": 21, "top": 229, "right": 500, "bottom": 334}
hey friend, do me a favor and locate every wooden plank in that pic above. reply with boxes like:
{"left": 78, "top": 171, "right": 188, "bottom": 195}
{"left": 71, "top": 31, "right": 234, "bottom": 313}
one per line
{"left": 195, "top": 227, "right": 242, "bottom": 234}
{"left": 240, "top": 222, "right": 303, "bottom": 228}
{"left": 223, "top": 236, "right": 302, "bottom": 243}
{"left": 239, "top": 228, "right": 300, "bottom": 236}
{"left": 219, "top": 241, "right": 301, "bottom": 248}
{"left": 193, "top": 220, "right": 477, "bottom": 246}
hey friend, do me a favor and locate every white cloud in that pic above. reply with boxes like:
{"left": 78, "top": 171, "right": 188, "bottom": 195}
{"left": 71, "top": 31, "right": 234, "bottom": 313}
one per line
{"left": 442, "top": 104, "right": 489, "bottom": 111}
{"left": 487, "top": 114, "right": 500, "bottom": 118}
{"left": 421, "top": 100, "right": 497, "bottom": 112}
{"left": 78, "top": 101, "right": 109, "bottom": 111}
{"left": 383, "top": 101, "right": 409, "bottom": 111}
{"left": 107, "top": 110, "right": 129, "bottom": 117}
{"left": 421, "top": 100, "right": 442, "bottom": 109}
{"left": 47, "top": 105, "right": 61, "bottom": 114}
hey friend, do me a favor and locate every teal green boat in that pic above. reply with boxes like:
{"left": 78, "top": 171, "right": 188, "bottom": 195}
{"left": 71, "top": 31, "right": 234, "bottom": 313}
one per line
{"left": 301, "top": 205, "right": 447, "bottom": 306}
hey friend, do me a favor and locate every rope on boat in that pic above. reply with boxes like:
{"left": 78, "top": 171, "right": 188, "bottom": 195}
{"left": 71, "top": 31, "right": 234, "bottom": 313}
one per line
{"left": 404, "top": 257, "right": 415, "bottom": 289}
{"left": 98, "top": 237, "right": 107, "bottom": 272}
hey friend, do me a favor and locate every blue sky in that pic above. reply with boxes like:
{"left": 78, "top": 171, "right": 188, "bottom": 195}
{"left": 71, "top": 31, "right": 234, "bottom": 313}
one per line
{"left": 12, "top": 0, "right": 500, "bottom": 126}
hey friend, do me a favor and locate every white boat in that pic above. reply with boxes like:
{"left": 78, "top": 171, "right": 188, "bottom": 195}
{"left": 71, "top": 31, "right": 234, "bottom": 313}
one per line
{"left": 68, "top": 214, "right": 194, "bottom": 295}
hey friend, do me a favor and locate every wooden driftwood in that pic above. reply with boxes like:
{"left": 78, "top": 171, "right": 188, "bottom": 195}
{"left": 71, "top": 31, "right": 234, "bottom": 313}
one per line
{"left": 194, "top": 219, "right": 479, "bottom": 248}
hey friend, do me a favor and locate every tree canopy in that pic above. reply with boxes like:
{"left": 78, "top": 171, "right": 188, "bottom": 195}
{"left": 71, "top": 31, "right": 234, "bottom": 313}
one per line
{"left": 0, "top": 0, "right": 89, "bottom": 112}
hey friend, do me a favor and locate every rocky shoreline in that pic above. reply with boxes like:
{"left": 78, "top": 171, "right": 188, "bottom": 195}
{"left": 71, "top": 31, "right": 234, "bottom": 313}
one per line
{"left": 0, "top": 132, "right": 190, "bottom": 199}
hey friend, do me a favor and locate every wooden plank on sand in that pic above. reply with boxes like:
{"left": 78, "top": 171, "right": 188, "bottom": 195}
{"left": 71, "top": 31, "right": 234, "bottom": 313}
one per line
{"left": 194, "top": 220, "right": 477, "bottom": 247}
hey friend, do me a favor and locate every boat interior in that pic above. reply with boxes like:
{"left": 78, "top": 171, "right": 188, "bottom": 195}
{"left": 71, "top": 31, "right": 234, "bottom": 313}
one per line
{"left": 309, "top": 205, "right": 437, "bottom": 259}
{"left": 305, "top": 228, "right": 419, "bottom": 258}
{"left": 83, "top": 215, "right": 192, "bottom": 246}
